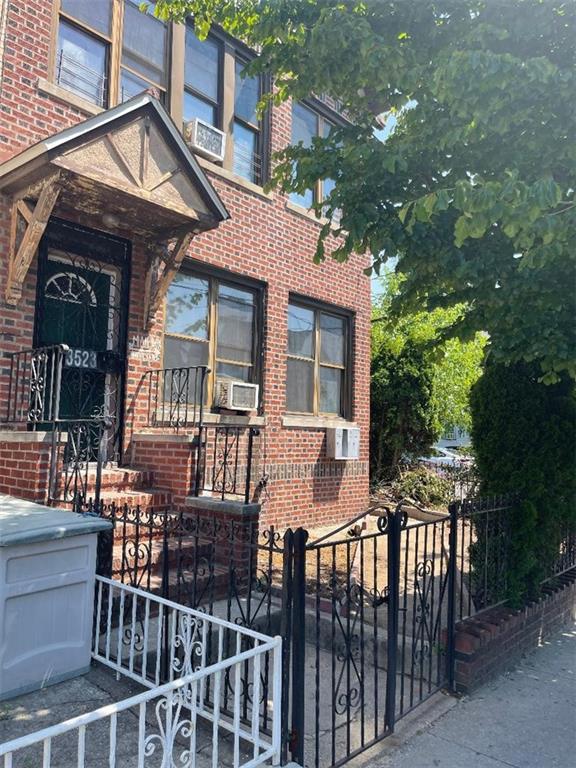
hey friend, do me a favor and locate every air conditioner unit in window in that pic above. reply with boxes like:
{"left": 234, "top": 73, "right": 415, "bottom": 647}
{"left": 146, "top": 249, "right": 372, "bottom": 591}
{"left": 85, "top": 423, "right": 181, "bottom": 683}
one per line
{"left": 215, "top": 379, "right": 259, "bottom": 412}
{"left": 184, "top": 118, "right": 227, "bottom": 163}
{"left": 326, "top": 427, "right": 360, "bottom": 460}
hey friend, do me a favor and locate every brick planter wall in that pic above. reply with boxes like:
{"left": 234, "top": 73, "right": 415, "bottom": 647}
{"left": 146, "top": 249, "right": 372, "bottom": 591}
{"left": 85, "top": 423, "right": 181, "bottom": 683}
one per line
{"left": 454, "top": 569, "right": 576, "bottom": 694}
{"left": 0, "top": 432, "right": 54, "bottom": 502}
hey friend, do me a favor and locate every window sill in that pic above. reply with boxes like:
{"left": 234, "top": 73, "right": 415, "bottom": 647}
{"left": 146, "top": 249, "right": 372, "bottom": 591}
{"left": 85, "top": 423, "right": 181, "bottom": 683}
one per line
{"left": 203, "top": 412, "right": 267, "bottom": 427}
{"left": 0, "top": 429, "right": 66, "bottom": 444}
{"left": 285, "top": 200, "right": 344, "bottom": 234}
{"left": 285, "top": 200, "right": 327, "bottom": 225}
{"left": 196, "top": 156, "right": 274, "bottom": 201}
{"left": 143, "top": 411, "right": 266, "bottom": 429}
{"left": 281, "top": 415, "right": 357, "bottom": 430}
{"left": 37, "top": 78, "right": 104, "bottom": 117}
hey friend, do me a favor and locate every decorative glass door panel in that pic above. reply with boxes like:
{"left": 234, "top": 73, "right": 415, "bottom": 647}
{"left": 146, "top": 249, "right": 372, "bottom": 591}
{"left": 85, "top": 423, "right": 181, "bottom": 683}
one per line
{"left": 35, "top": 221, "right": 130, "bottom": 462}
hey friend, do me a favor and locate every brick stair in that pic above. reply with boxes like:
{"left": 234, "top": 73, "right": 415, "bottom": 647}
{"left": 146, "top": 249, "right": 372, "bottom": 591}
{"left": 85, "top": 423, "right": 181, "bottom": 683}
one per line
{"left": 89, "top": 467, "right": 154, "bottom": 493}
{"left": 111, "top": 535, "right": 215, "bottom": 575}
{"left": 56, "top": 465, "right": 173, "bottom": 511}
{"left": 110, "top": 529, "right": 249, "bottom": 603}
{"left": 99, "top": 488, "right": 172, "bottom": 512}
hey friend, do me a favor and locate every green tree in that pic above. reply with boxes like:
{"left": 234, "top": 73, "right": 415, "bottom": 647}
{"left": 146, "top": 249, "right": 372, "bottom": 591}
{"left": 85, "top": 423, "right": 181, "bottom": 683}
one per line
{"left": 371, "top": 273, "right": 484, "bottom": 479}
{"left": 371, "top": 336, "right": 437, "bottom": 482}
{"left": 153, "top": 0, "right": 575, "bottom": 382}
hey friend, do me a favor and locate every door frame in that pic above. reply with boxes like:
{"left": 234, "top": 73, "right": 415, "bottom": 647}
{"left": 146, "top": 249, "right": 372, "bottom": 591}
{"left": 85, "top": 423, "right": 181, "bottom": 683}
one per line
{"left": 33, "top": 217, "right": 132, "bottom": 463}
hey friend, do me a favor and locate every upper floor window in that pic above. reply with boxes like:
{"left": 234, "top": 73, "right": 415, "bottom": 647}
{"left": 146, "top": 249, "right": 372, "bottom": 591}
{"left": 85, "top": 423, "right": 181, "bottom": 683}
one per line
{"left": 233, "top": 59, "right": 262, "bottom": 184}
{"left": 55, "top": 1, "right": 168, "bottom": 108}
{"left": 290, "top": 102, "right": 336, "bottom": 211}
{"left": 164, "top": 268, "right": 261, "bottom": 406}
{"left": 53, "top": 5, "right": 269, "bottom": 185}
{"left": 120, "top": 1, "right": 168, "bottom": 101}
{"left": 286, "top": 299, "right": 350, "bottom": 417}
{"left": 183, "top": 29, "right": 265, "bottom": 185}
{"left": 183, "top": 29, "right": 221, "bottom": 127}
{"left": 56, "top": 0, "right": 112, "bottom": 106}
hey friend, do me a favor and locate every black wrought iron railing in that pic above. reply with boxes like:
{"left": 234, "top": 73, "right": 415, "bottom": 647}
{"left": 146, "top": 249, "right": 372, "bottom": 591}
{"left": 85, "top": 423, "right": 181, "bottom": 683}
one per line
{"left": 143, "top": 365, "right": 208, "bottom": 431}
{"left": 48, "top": 418, "right": 110, "bottom": 510}
{"left": 142, "top": 365, "right": 262, "bottom": 503}
{"left": 3, "top": 344, "right": 68, "bottom": 426}
{"left": 544, "top": 516, "right": 576, "bottom": 583}
{"left": 194, "top": 423, "right": 262, "bottom": 504}
{"left": 450, "top": 494, "right": 516, "bottom": 622}
{"left": 2, "top": 345, "right": 110, "bottom": 508}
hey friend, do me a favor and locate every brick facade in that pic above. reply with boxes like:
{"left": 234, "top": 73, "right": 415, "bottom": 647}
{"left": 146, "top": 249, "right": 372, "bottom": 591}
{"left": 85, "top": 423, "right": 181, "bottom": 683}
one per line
{"left": 454, "top": 570, "right": 576, "bottom": 694}
{"left": 0, "top": 0, "right": 370, "bottom": 529}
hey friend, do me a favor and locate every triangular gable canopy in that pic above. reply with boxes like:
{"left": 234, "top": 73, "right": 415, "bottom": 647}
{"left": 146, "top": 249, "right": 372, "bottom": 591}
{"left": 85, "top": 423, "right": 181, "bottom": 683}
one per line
{"left": 0, "top": 94, "right": 229, "bottom": 322}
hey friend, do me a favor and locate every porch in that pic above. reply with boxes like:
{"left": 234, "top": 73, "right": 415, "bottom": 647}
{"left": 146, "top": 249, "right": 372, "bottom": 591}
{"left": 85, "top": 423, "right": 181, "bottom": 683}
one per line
{"left": 0, "top": 343, "right": 263, "bottom": 511}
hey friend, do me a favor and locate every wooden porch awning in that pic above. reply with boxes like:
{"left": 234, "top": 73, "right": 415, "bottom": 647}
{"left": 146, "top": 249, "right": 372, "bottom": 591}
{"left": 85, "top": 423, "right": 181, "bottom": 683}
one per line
{"left": 0, "top": 93, "right": 229, "bottom": 325}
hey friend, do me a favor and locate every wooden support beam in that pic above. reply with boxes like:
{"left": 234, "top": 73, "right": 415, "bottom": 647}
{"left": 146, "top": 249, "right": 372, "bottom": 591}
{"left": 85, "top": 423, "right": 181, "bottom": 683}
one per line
{"left": 104, "top": 134, "right": 141, "bottom": 188}
{"left": 6, "top": 174, "right": 62, "bottom": 305}
{"left": 143, "top": 231, "right": 195, "bottom": 328}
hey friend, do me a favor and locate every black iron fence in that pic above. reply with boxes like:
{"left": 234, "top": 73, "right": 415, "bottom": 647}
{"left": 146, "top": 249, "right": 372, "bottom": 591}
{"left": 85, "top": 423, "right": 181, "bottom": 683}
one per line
{"left": 2, "top": 345, "right": 111, "bottom": 508}
{"left": 450, "top": 495, "right": 516, "bottom": 622}
{"left": 89, "top": 492, "right": 575, "bottom": 768}
{"left": 142, "top": 365, "right": 262, "bottom": 504}
{"left": 194, "top": 423, "right": 263, "bottom": 504}
{"left": 143, "top": 365, "right": 208, "bottom": 431}
{"left": 48, "top": 418, "right": 111, "bottom": 509}
{"left": 545, "top": 515, "right": 576, "bottom": 582}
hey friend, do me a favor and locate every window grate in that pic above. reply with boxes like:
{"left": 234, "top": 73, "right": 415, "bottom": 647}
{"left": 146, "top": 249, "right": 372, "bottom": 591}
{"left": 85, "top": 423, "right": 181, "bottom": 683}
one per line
{"left": 232, "top": 142, "right": 262, "bottom": 185}
{"left": 55, "top": 49, "right": 107, "bottom": 106}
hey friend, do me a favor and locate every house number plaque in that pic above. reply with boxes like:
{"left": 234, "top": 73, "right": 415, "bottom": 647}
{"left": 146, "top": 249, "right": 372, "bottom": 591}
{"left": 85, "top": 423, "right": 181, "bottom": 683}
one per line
{"left": 64, "top": 348, "right": 98, "bottom": 369}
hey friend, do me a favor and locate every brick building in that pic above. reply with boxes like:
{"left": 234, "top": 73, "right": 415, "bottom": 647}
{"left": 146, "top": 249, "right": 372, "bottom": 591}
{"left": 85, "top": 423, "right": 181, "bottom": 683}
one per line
{"left": 0, "top": 0, "right": 370, "bottom": 529}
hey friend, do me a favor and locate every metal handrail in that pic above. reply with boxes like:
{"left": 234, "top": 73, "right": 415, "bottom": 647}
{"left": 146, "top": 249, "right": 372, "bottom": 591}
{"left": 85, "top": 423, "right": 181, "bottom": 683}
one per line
{"left": 3, "top": 343, "right": 69, "bottom": 425}
{"left": 143, "top": 364, "right": 208, "bottom": 431}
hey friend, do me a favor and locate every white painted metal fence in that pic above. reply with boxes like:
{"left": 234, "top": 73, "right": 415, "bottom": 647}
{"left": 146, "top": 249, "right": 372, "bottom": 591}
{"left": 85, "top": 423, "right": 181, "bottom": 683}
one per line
{"left": 0, "top": 576, "right": 282, "bottom": 768}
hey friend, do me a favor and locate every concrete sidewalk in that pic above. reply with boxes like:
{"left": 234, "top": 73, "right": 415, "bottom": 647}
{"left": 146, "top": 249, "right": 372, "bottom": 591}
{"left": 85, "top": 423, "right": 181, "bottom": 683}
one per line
{"left": 361, "top": 623, "right": 576, "bottom": 768}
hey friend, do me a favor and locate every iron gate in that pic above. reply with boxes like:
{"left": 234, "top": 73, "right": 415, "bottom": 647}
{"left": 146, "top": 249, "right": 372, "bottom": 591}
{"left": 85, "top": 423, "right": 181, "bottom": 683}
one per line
{"left": 91, "top": 494, "right": 562, "bottom": 768}
{"left": 288, "top": 508, "right": 453, "bottom": 768}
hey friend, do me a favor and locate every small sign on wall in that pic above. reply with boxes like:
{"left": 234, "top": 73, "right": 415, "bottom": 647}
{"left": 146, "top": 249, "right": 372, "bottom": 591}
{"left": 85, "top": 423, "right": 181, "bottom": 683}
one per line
{"left": 128, "top": 334, "right": 161, "bottom": 363}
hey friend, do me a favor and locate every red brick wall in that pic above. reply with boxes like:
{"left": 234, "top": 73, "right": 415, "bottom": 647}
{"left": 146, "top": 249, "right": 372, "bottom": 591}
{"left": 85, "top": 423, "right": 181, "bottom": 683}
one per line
{"left": 0, "top": 0, "right": 371, "bottom": 529}
{"left": 0, "top": 437, "right": 52, "bottom": 501}
{"left": 130, "top": 436, "right": 195, "bottom": 508}
{"left": 454, "top": 570, "right": 576, "bottom": 694}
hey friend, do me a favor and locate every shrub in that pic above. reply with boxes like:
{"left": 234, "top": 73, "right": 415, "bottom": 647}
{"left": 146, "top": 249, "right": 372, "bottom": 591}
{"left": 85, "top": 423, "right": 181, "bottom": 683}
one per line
{"left": 470, "top": 363, "right": 576, "bottom": 605}
{"left": 392, "top": 465, "right": 452, "bottom": 507}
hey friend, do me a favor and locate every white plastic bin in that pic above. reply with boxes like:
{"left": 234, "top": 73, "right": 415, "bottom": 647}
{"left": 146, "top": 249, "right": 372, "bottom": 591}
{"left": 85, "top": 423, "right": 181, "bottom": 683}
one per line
{"left": 0, "top": 495, "right": 111, "bottom": 700}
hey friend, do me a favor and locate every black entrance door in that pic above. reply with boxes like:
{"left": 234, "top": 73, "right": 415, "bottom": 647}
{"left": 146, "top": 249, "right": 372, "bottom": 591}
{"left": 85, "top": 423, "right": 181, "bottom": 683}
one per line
{"left": 35, "top": 219, "right": 130, "bottom": 462}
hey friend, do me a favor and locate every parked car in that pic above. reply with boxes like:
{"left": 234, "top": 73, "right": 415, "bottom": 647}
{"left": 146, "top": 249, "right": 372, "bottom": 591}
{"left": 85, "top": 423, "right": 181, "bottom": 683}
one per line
{"left": 418, "top": 446, "right": 474, "bottom": 469}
